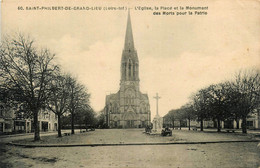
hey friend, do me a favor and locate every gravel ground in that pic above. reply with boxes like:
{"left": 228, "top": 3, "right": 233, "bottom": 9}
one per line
{"left": 9, "top": 129, "right": 259, "bottom": 145}
{"left": 1, "top": 129, "right": 260, "bottom": 168}
{"left": 1, "top": 142, "right": 259, "bottom": 168}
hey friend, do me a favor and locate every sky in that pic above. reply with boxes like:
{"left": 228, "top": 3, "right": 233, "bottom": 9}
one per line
{"left": 2, "top": 0, "right": 260, "bottom": 118}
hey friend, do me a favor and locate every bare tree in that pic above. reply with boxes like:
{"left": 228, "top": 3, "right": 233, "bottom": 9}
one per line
{"left": 175, "top": 109, "right": 184, "bottom": 130}
{"left": 165, "top": 108, "right": 188, "bottom": 130}
{"left": 67, "top": 76, "right": 90, "bottom": 134}
{"left": 207, "top": 83, "right": 231, "bottom": 132}
{"left": 46, "top": 71, "right": 71, "bottom": 137}
{"left": 191, "top": 88, "right": 211, "bottom": 131}
{"left": 75, "top": 103, "right": 95, "bottom": 130}
{"left": 229, "top": 69, "right": 260, "bottom": 133}
{"left": 0, "top": 34, "right": 57, "bottom": 141}
{"left": 180, "top": 103, "right": 195, "bottom": 130}
{"left": 166, "top": 109, "right": 176, "bottom": 129}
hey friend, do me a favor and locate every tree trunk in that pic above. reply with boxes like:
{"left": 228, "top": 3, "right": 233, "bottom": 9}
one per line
{"left": 33, "top": 111, "right": 40, "bottom": 141}
{"left": 236, "top": 119, "right": 239, "bottom": 129}
{"left": 58, "top": 114, "right": 62, "bottom": 137}
{"left": 242, "top": 116, "right": 247, "bottom": 134}
{"left": 200, "top": 117, "right": 204, "bottom": 131}
{"left": 71, "top": 112, "right": 75, "bottom": 134}
{"left": 188, "top": 118, "right": 191, "bottom": 130}
{"left": 179, "top": 120, "right": 181, "bottom": 130}
{"left": 217, "top": 118, "right": 221, "bottom": 132}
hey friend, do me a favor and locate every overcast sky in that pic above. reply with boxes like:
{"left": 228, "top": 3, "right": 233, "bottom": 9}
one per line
{"left": 2, "top": 0, "right": 260, "bottom": 118}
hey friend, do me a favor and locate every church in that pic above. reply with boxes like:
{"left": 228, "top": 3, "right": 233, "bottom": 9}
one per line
{"left": 104, "top": 12, "right": 151, "bottom": 128}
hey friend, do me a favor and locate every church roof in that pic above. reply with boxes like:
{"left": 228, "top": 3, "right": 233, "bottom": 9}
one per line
{"left": 106, "top": 92, "right": 120, "bottom": 102}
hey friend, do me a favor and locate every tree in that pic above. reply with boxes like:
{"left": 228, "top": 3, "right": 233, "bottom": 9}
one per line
{"left": 0, "top": 86, "right": 24, "bottom": 112}
{"left": 225, "top": 82, "right": 242, "bottom": 129}
{"left": 174, "top": 109, "right": 185, "bottom": 130}
{"left": 191, "top": 88, "right": 211, "bottom": 131}
{"left": 96, "top": 112, "right": 106, "bottom": 128}
{"left": 166, "top": 109, "right": 177, "bottom": 128}
{"left": 46, "top": 71, "right": 71, "bottom": 137}
{"left": 207, "top": 83, "right": 232, "bottom": 132}
{"left": 60, "top": 114, "right": 71, "bottom": 129}
{"left": 83, "top": 108, "right": 97, "bottom": 127}
{"left": 74, "top": 103, "right": 96, "bottom": 130}
{"left": 0, "top": 34, "right": 57, "bottom": 141}
{"left": 67, "top": 76, "right": 90, "bottom": 134}
{"left": 229, "top": 69, "right": 260, "bottom": 133}
{"left": 180, "top": 103, "right": 195, "bottom": 130}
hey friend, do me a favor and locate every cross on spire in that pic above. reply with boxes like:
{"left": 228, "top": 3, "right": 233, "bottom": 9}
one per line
{"left": 153, "top": 93, "right": 161, "bottom": 116}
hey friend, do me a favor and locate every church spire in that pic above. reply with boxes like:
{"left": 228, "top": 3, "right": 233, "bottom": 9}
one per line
{"left": 124, "top": 10, "right": 135, "bottom": 51}
{"left": 121, "top": 10, "right": 139, "bottom": 83}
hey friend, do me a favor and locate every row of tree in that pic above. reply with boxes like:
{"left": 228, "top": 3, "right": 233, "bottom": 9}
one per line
{"left": 0, "top": 34, "right": 94, "bottom": 140}
{"left": 165, "top": 69, "right": 260, "bottom": 133}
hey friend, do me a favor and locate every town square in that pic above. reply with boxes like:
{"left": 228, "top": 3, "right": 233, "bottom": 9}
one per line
{"left": 0, "top": 129, "right": 260, "bottom": 167}
{"left": 1, "top": 0, "right": 260, "bottom": 167}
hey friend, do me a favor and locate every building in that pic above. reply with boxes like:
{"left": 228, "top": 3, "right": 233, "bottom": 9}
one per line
{"left": 104, "top": 12, "right": 151, "bottom": 128}
{"left": 35, "top": 109, "right": 58, "bottom": 132}
{"left": 245, "top": 108, "right": 260, "bottom": 129}
{"left": 0, "top": 103, "right": 15, "bottom": 133}
{"left": 0, "top": 102, "right": 57, "bottom": 134}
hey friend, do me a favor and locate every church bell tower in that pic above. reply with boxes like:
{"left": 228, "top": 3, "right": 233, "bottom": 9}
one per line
{"left": 120, "top": 11, "right": 140, "bottom": 89}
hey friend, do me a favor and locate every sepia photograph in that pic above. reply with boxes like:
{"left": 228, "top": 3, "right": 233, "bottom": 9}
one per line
{"left": 0, "top": 0, "right": 260, "bottom": 167}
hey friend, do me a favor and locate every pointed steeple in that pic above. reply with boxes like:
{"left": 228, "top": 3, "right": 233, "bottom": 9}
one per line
{"left": 121, "top": 10, "right": 139, "bottom": 83}
{"left": 124, "top": 10, "right": 135, "bottom": 51}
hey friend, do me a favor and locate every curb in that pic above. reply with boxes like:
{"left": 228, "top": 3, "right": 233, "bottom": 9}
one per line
{"left": 8, "top": 140, "right": 260, "bottom": 148}
{"left": 0, "top": 131, "right": 58, "bottom": 138}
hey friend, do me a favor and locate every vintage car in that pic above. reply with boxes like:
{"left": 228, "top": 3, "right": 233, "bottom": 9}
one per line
{"left": 161, "top": 127, "right": 172, "bottom": 136}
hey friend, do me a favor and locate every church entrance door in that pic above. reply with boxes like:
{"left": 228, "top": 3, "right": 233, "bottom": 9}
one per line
{"left": 126, "top": 120, "right": 134, "bottom": 128}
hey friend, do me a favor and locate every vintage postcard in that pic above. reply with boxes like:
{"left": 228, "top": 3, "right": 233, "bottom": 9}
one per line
{"left": 0, "top": 0, "right": 260, "bottom": 167}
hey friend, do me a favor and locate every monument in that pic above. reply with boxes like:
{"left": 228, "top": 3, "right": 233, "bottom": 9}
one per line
{"left": 151, "top": 93, "right": 163, "bottom": 134}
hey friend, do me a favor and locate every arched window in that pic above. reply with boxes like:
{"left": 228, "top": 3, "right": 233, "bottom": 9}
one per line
{"left": 125, "top": 88, "right": 135, "bottom": 105}
{"left": 113, "top": 103, "right": 119, "bottom": 113}
{"left": 128, "top": 59, "right": 133, "bottom": 79}
{"left": 128, "top": 62, "right": 131, "bottom": 77}
{"left": 124, "top": 63, "right": 127, "bottom": 78}
{"left": 133, "top": 64, "right": 135, "bottom": 78}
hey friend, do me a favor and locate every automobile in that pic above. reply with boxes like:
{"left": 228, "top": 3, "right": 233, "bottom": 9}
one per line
{"left": 161, "top": 127, "right": 172, "bottom": 136}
